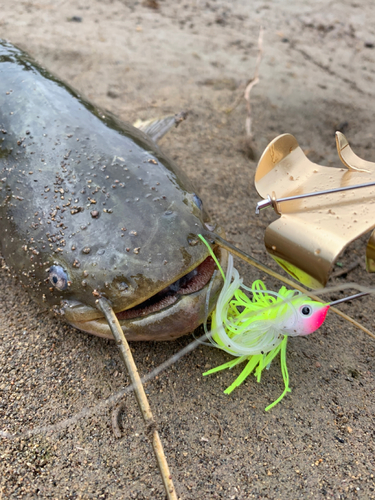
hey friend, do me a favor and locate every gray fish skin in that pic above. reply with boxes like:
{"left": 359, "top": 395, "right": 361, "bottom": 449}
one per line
{"left": 0, "top": 40, "right": 227, "bottom": 340}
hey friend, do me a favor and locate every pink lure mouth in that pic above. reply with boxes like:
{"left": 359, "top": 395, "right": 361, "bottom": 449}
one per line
{"left": 115, "top": 256, "right": 216, "bottom": 321}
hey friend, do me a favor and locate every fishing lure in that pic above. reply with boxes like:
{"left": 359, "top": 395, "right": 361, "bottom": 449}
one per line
{"left": 254, "top": 132, "right": 375, "bottom": 288}
{"left": 198, "top": 235, "right": 367, "bottom": 410}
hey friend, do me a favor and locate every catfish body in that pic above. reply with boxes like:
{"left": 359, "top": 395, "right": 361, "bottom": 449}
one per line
{"left": 0, "top": 40, "right": 226, "bottom": 340}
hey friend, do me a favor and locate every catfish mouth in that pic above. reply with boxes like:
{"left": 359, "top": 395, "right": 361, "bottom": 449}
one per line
{"left": 115, "top": 255, "right": 216, "bottom": 321}
{"left": 64, "top": 247, "right": 227, "bottom": 341}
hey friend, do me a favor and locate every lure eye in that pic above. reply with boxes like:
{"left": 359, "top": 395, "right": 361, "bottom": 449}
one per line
{"left": 193, "top": 194, "right": 203, "bottom": 210}
{"left": 48, "top": 265, "right": 68, "bottom": 291}
{"left": 300, "top": 305, "right": 312, "bottom": 317}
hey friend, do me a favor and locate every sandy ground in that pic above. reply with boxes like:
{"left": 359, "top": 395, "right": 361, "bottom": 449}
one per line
{"left": 1, "top": 0, "right": 375, "bottom": 498}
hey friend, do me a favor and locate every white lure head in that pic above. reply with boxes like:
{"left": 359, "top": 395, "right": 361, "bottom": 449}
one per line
{"left": 280, "top": 295, "right": 330, "bottom": 337}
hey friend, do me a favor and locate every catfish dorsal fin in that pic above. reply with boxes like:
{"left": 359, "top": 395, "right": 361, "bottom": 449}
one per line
{"left": 133, "top": 111, "right": 188, "bottom": 143}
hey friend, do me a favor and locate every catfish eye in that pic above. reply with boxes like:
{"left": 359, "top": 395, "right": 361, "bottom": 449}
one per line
{"left": 300, "top": 305, "right": 312, "bottom": 316}
{"left": 48, "top": 265, "right": 68, "bottom": 291}
{"left": 193, "top": 193, "right": 203, "bottom": 210}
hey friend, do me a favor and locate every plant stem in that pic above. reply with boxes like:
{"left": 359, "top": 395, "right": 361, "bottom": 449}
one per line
{"left": 97, "top": 297, "right": 178, "bottom": 500}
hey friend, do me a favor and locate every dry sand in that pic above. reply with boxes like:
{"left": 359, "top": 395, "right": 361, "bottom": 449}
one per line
{"left": 1, "top": 0, "right": 375, "bottom": 498}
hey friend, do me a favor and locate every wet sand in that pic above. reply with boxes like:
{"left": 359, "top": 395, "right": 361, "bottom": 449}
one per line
{"left": 1, "top": 1, "right": 375, "bottom": 498}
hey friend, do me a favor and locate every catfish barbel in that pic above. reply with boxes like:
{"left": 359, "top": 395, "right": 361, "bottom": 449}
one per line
{"left": 0, "top": 40, "right": 227, "bottom": 341}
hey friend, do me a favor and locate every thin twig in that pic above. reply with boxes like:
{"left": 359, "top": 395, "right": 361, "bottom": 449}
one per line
{"left": 244, "top": 26, "right": 264, "bottom": 139}
{"left": 210, "top": 413, "right": 223, "bottom": 440}
{"left": 97, "top": 297, "right": 177, "bottom": 500}
{"left": 331, "top": 260, "right": 360, "bottom": 279}
{"left": 259, "top": 422, "right": 268, "bottom": 438}
{"left": 111, "top": 401, "right": 126, "bottom": 439}
{"left": 224, "top": 84, "right": 247, "bottom": 114}
{"left": 224, "top": 26, "right": 264, "bottom": 120}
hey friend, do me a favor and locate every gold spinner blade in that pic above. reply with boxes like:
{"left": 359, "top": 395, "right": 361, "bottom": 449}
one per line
{"left": 254, "top": 132, "right": 375, "bottom": 288}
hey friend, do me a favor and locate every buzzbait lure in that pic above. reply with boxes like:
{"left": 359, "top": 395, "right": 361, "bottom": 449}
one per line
{"left": 198, "top": 235, "right": 367, "bottom": 411}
